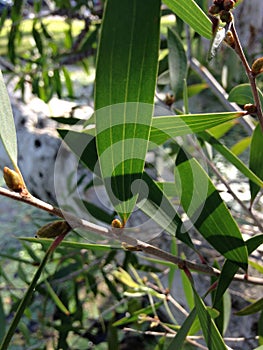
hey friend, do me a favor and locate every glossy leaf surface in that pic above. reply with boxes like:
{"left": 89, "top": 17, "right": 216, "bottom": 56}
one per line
{"left": 174, "top": 148, "right": 248, "bottom": 268}
{"left": 95, "top": 0, "right": 161, "bottom": 223}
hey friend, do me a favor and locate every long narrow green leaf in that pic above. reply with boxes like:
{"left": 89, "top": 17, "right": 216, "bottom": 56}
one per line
{"left": 95, "top": 0, "right": 160, "bottom": 223}
{"left": 174, "top": 148, "right": 248, "bottom": 269}
{"left": 20, "top": 237, "right": 120, "bottom": 250}
{"left": 199, "top": 131, "right": 263, "bottom": 189}
{"left": 0, "top": 70, "right": 18, "bottom": 167}
{"left": 167, "top": 27, "right": 188, "bottom": 98}
{"left": 194, "top": 288, "right": 228, "bottom": 349}
{"left": 235, "top": 297, "right": 263, "bottom": 316}
{"left": 150, "top": 111, "right": 245, "bottom": 145}
{"left": 167, "top": 308, "right": 197, "bottom": 350}
{"left": 249, "top": 123, "right": 263, "bottom": 204}
{"left": 44, "top": 280, "right": 70, "bottom": 315}
{"left": 163, "top": 0, "right": 212, "bottom": 39}
{"left": 213, "top": 260, "right": 238, "bottom": 309}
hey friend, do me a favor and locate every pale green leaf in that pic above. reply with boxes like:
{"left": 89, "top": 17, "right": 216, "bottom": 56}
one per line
{"left": 0, "top": 70, "right": 18, "bottom": 166}
{"left": 228, "top": 83, "right": 263, "bottom": 106}
{"left": 150, "top": 111, "right": 244, "bottom": 145}
{"left": 163, "top": 0, "right": 212, "bottom": 39}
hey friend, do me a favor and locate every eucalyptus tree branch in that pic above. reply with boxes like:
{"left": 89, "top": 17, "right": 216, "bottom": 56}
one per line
{"left": 230, "top": 21, "right": 263, "bottom": 132}
{"left": 1, "top": 186, "right": 263, "bottom": 286}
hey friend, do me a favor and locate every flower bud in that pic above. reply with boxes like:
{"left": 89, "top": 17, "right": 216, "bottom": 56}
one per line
{"left": 224, "top": 30, "right": 235, "bottom": 48}
{"left": 3, "top": 167, "right": 25, "bottom": 193}
{"left": 36, "top": 220, "right": 71, "bottom": 238}
{"left": 209, "top": 4, "right": 221, "bottom": 15}
{"left": 111, "top": 218, "right": 123, "bottom": 228}
{"left": 220, "top": 10, "right": 233, "bottom": 23}
{"left": 223, "top": 0, "right": 235, "bottom": 11}
{"left": 251, "top": 57, "right": 263, "bottom": 76}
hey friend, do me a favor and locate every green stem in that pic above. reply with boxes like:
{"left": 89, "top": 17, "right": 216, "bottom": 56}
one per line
{"left": 0, "top": 233, "right": 66, "bottom": 350}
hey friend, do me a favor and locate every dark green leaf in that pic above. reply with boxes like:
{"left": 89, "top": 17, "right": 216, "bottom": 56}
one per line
{"left": 53, "top": 69, "right": 62, "bottom": 99}
{"left": 0, "top": 294, "right": 5, "bottom": 343}
{"left": 246, "top": 234, "right": 263, "bottom": 254}
{"left": 32, "top": 24, "right": 43, "bottom": 55}
{"left": 213, "top": 260, "right": 238, "bottom": 310}
{"left": 175, "top": 148, "right": 248, "bottom": 269}
{"left": 62, "top": 67, "right": 74, "bottom": 98}
{"left": 249, "top": 124, "right": 263, "bottom": 204}
{"left": 168, "top": 27, "right": 188, "bottom": 98}
{"left": 194, "top": 289, "right": 228, "bottom": 349}
{"left": 163, "top": 0, "right": 212, "bottom": 39}
{"left": 167, "top": 308, "right": 197, "bottom": 350}
{"left": 95, "top": 0, "right": 161, "bottom": 222}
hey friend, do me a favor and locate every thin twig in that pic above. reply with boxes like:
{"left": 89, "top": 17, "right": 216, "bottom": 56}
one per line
{"left": 1, "top": 186, "right": 263, "bottom": 286}
{"left": 230, "top": 21, "right": 263, "bottom": 132}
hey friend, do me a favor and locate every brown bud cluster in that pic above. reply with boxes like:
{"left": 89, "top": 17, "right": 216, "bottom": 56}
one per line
{"left": 209, "top": 0, "right": 237, "bottom": 23}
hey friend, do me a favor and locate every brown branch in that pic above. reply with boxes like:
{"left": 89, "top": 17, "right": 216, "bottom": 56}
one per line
{"left": 0, "top": 186, "right": 263, "bottom": 286}
{"left": 230, "top": 21, "right": 263, "bottom": 132}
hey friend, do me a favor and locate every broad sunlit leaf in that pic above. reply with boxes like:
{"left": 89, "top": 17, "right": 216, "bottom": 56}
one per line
{"left": 95, "top": 0, "right": 161, "bottom": 223}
